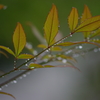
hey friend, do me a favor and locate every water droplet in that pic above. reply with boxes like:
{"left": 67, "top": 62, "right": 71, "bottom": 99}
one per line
{"left": 3, "top": 6, "right": 7, "bottom": 10}
{"left": 13, "top": 80, "right": 17, "bottom": 83}
{"left": 65, "top": 50, "right": 72, "bottom": 54}
{"left": 19, "top": 77, "right": 23, "bottom": 79}
{"left": 0, "top": 88, "right": 2, "bottom": 91}
{"left": 70, "top": 33, "right": 72, "bottom": 37}
{"left": 5, "top": 84, "right": 8, "bottom": 87}
{"left": 25, "top": 64, "right": 28, "bottom": 67}
{"left": 23, "top": 74, "right": 27, "bottom": 77}
{"left": 98, "top": 48, "right": 100, "bottom": 51}
{"left": 57, "top": 57, "right": 62, "bottom": 60}
{"left": 73, "top": 54, "right": 79, "bottom": 58}
{"left": 70, "top": 35, "right": 72, "bottom": 37}
{"left": 79, "top": 45, "right": 83, "bottom": 49}
{"left": 43, "top": 59, "right": 48, "bottom": 62}
{"left": 62, "top": 59, "right": 67, "bottom": 63}
{"left": 27, "top": 72, "right": 31, "bottom": 75}
{"left": 14, "top": 60, "right": 16, "bottom": 63}
{"left": 94, "top": 48, "right": 98, "bottom": 52}
{"left": 46, "top": 50, "right": 49, "bottom": 52}
{"left": 34, "top": 57, "right": 37, "bottom": 60}
{"left": 33, "top": 50, "right": 38, "bottom": 55}
{"left": 2, "top": 76, "right": 5, "bottom": 78}
{"left": 30, "top": 67, "right": 35, "bottom": 69}
{"left": 26, "top": 42, "right": 32, "bottom": 49}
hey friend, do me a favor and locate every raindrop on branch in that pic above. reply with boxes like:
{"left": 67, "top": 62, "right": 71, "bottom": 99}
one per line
{"left": 78, "top": 45, "right": 83, "bottom": 49}
{"left": 0, "top": 88, "right": 2, "bottom": 91}
{"left": 62, "top": 59, "right": 67, "bottom": 63}
{"left": 23, "top": 74, "right": 27, "bottom": 77}
{"left": 13, "top": 80, "right": 17, "bottom": 84}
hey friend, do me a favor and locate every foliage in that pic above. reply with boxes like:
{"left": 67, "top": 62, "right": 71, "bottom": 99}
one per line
{"left": 0, "top": 4, "right": 100, "bottom": 99}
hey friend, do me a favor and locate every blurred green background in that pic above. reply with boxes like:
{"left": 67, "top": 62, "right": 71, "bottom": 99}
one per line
{"left": 0, "top": 0, "right": 100, "bottom": 47}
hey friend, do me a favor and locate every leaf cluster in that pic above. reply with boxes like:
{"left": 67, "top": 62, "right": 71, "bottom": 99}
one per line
{"left": 0, "top": 4, "right": 100, "bottom": 99}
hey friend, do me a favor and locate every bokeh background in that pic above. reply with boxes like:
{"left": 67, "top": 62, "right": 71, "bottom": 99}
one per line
{"left": 0, "top": 0, "right": 100, "bottom": 100}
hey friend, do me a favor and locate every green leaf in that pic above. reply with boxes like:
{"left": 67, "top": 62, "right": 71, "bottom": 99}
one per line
{"left": 51, "top": 46, "right": 62, "bottom": 51}
{"left": 0, "top": 50, "right": 8, "bottom": 58}
{"left": 90, "top": 28, "right": 100, "bottom": 38}
{"left": 37, "top": 44, "right": 47, "bottom": 49}
{"left": 0, "top": 91, "right": 16, "bottom": 100}
{"left": 91, "top": 39, "right": 100, "bottom": 43}
{"left": 68, "top": 7, "right": 78, "bottom": 32}
{"left": 81, "top": 5, "right": 92, "bottom": 38}
{"left": 57, "top": 65, "right": 80, "bottom": 71}
{"left": 57, "top": 41, "right": 100, "bottom": 47}
{"left": 0, "top": 46, "right": 15, "bottom": 56}
{"left": 44, "top": 4, "right": 59, "bottom": 46}
{"left": 74, "top": 16, "right": 100, "bottom": 33}
{"left": 57, "top": 42, "right": 77, "bottom": 46}
{"left": 13, "top": 22, "right": 26, "bottom": 56}
{"left": 81, "top": 5, "right": 92, "bottom": 23}
{"left": 17, "top": 54, "right": 34, "bottom": 59}
{"left": 28, "top": 63, "right": 43, "bottom": 69}
{"left": 57, "top": 54, "right": 77, "bottom": 63}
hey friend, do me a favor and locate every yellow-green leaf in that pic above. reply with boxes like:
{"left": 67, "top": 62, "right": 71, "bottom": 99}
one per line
{"left": 13, "top": 22, "right": 26, "bottom": 56}
{"left": 17, "top": 54, "right": 34, "bottom": 59}
{"left": 91, "top": 39, "right": 100, "bottom": 43}
{"left": 57, "top": 65, "right": 80, "bottom": 71}
{"left": 57, "top": 41, "right": 100, "bottom": 47}
{"left": 44, "top": 4, "right": 59, "bottom": 46}
{"left": 57, "top": 54, "right": 77, "bottom": 63}
{"left": 0, "top": 91, "right": 16, "bottom": 100}
{"left": 75, "top": 16, "right": 100, "bottom": 33}
{"left": 0, "top": 46, "right": 15, "bottom": 56}
{"left": 68, "top": 7, "right": 78, "bottom": 32}
{"left": 28, "top": 63, "right": 43, "bottom": 69}
{"left": 51, "top": 46, "right": 62, "bottom": 51}
{"left": 81, "top": 5, "right": 92, "bottom": 38}
{"left": 37, "top": 44, "right": 47, "bottom": 49}
{"left": 57, "top": 42, "right": 77, "bottom": 46}
{"left": 0, "top": 50, "right": 8, "bottom": 58}
{"left": 81, "top": 5, "right": 92, "bottom": 23}
{"left": 90, "top": 28, "right": 100, "bottom": 38}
